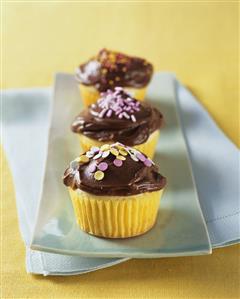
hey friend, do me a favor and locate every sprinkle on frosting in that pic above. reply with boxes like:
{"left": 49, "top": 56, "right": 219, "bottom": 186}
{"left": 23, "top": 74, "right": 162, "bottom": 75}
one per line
{"left": 91, "top": 87, "right": 141, "bottom": 122}
{"left": 65, "top": 143, "right": 154, "bottom": 182}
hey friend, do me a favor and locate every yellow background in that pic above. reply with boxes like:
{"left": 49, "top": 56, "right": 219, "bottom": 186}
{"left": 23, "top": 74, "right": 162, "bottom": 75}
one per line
{"left": 1, "top": 1, "right": 239, "bottom": 299}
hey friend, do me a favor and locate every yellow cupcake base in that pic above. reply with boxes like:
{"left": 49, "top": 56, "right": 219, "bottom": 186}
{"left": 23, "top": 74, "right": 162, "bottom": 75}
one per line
{"left": 69, "top": 188, "right": 163, "bottom": 238}
{"left": 79, "top": 130, "right": 159, "bottom": 159}
{"left": 79, "top": 84, "right": 147, "bottom": 107}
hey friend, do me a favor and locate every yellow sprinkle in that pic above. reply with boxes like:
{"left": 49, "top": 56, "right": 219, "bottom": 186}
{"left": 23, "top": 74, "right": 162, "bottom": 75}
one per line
{"left": 94, "top": 170, "right": 104, "bottom": 181}
{"left": 116, "top": 155, "right": 126, "bottom": 161}
{"left": 110, "top": 148, "right": 119, "bottom": 156}
{"left": 100, "top": 144, "right": 110, "bottom": 151}
{"left": 115, "top": 77, "right": 120, "bottom": 81}
{"left": 74, "top": 157, "right": 81, "bottom": 162}
{"left": 79, "top": 155, "right": 89, "bottom": 163}
{"left": 119, "top": 149, "right": 128, "bottom": 156}
{"left": 109, "top": 80, "right": 114, "bottom": 85}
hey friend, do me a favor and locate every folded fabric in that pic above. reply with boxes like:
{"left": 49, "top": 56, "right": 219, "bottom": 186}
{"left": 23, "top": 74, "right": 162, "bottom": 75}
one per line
{"left": 2, "top": 73, "right": 239, "bottom": 275}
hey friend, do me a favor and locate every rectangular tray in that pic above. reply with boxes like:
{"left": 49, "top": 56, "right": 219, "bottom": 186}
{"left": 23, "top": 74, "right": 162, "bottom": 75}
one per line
{"left": 31, "top": 72, "right": 212, "bottom": 258}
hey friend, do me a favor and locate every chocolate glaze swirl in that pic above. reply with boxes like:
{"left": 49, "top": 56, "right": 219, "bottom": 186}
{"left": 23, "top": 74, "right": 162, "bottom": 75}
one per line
{"left": 76, "top": 49, "right": 153, "bottom": 92}
{"left": 63, "top": 152, "right": 166, "bottom": 196}
{"left": 72, "top": 90, "right": 163, "bottom": 146}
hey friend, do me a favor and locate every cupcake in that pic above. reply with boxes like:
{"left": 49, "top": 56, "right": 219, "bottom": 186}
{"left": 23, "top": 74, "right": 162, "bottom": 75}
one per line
{"left": 63, "top": 143, "right": 166, "bottom": 238}
{"left": 76, "top": 48, "right": 153, "bottom": 106}
{"left": 72, "top": 87, "right": 163, "bottom": 159}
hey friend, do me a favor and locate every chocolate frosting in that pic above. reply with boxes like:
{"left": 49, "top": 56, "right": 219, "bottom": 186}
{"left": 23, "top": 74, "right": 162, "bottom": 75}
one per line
{"left": 63, "top": 144, "right": 166, "bottom": 196}
{"left": 72, "top": 88, "right": 163, "bottom": 146}
{"left": 76, "top": 49, "right": 153, "bottom": 92}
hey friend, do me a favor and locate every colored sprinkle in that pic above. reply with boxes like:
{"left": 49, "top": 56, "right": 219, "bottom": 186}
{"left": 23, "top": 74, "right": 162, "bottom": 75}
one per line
{"left": 119, "top": 149, "right": 128, "bottom": 156}
{"left": 98, "top": 162, "right": 108, "bottom": 171}
{"left": 102, "top": 150, "right": 110, "bottom": 158}
{"left": 90, "top": 146, "right": 100, "bottom": 153}
{"left": 86, "top": 151, "right": 94, "bottom": 158}
{"left": 88, "top": 163, "right": 97, "bottom": 173}
{"left": 130, "top": 154, "right": 139, "bottom": 162}
{"left": 144, "top": 159, "right": 152, "bottom": 167}
{"left": 79, "top": 155, "right": 89, "bottom": 163}
{"left": 116, "top": 155, "right": 126, "bottom": 161}
{"left": 93, "top": 87, "right": 141, "bottom": 123}
{"left": 113, "top": 159, "right": 123, "bottom": 167}
{"left": 94, "top": 170, "right": 105, "bottom": 180}
{"left": 131, "top": 115, "right": 136, "bottom": 122}
{"left": 100, "top": 144, "right": 110, "bottom": 151}
{"left": 110, "top": 148, "right": 119, "bottom": 156}
{"left": 136, "top": 152, "right": 146, "bottom": 162}
{"left": 93, "top": 152, "right": 102, "bottom": 160}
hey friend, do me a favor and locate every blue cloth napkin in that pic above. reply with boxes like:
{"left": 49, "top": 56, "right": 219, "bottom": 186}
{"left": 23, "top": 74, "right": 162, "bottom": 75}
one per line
{"left": 2, "top": 74, "right": 239, "bottom": 275}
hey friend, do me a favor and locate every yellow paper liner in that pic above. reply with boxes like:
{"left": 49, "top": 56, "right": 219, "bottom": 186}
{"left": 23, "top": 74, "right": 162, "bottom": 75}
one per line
{"left": 69, "top": 188, "right": 163, "bottom": 238}
{"left": 79, "top": 130, "right": 159, "bottom": 159}
{"left": 79, "top": 84, "right": 146, "bottom": 107}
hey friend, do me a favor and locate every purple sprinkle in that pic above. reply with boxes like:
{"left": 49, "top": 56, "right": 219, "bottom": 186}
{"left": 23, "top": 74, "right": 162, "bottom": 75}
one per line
{"left": 131, "top": 115, "right": 136, "bottom": 122}
{"left": 136, "top": 152, "right": 146, "bottom": 162}
{"left": 113, "top": 159, "right": 123, "bottom": 167}
{"left": 106, "top": 109, "right": 113, "bottom": 117}
{"left": 98, "top": 162, "right": 108, "bottom": 171}
{"left": 144, "top": 159, "right": 152, "bottom": 167}
{"left": 88, "top": 163, "right": 97, "bottom": 173}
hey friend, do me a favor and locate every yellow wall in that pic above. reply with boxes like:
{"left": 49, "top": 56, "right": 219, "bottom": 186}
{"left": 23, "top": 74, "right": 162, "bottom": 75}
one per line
{"left": 2, "top": 2, "right": 239, "bottom": 145}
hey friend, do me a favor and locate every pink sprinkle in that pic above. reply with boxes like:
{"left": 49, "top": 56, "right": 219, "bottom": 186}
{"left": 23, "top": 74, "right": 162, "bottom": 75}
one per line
{"left": 113, "top": 159, "right": 123, "bottom": 167}
{"left": 133, "top": 107, "right": 140, "bottom": 112}
{"left": 122, "top": 112, "right": 130, "bottom": 119}
{"left": 131, "top": 115, "right": 136, "bottom": 122}
{"left": 88, "top": 163, "right": 97, "bottom": 173}
{"left": 118, "top": 113, "right": 123, "bottom": 119}
{"left": 98, "top": 162, "right": 108, "bottom": 171}
{"left": 136, "top": 152, "right": 146, "bottom": 162}
{"left": 144, "top": 159, "right": 152, "bottom": 167}
{"left": 115, "top": 87, "right": 123, "bottom": 91}
{"left": 99, "top": 108, "right": 107, "bottom": 118}
{"left": 116, "top": 109, "right": 122, "bottom": 115}
{"left": 106, "top": 109, "right": 113, "bottom": 117}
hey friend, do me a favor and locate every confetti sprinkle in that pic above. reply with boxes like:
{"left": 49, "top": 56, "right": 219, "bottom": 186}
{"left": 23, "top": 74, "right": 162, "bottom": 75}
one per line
{"left": 110, "top": 148, "right": 119, "bottom": 156}
{"left": 119, "top": 149, "right": 128, "bottom": 156}
{"left": 144, "top": 159, "right": 152, "bottom": 167}
{"left": 113, "top": 159, "right": 123, "bottom": 167}
{"left": 79, "top": 155, "right": 89, "bottom": 163}
{"left": 116, "top": 155, "right": 126, "bottom": 161}
{"left": 88, "top": 163, "right": 97, "bottom": 173}
{"left": 93, "top": 152, "right": 102, "bottom": 160}
{"left": 91, "top": 146, "right": 100, "bottom": 153}
{"left": 94, "top": 170, "right": 105, "bottom": 180}
{"left": 69, "top": 143, "right": 154, "bottom": 184}
{"left": 98, "top": 162, "right": 108, "bottom": 171}
{"left": 100, "top": 144, "right": 110, "bottom": 151}
{"left": 136, "top": 152, "right": 146, "bottom": 162}
{"left": 86, "top": 151, "right": 94, "bottom": 158}
{"left": 102, "top": 150, "right": 110, "bottom": 158}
